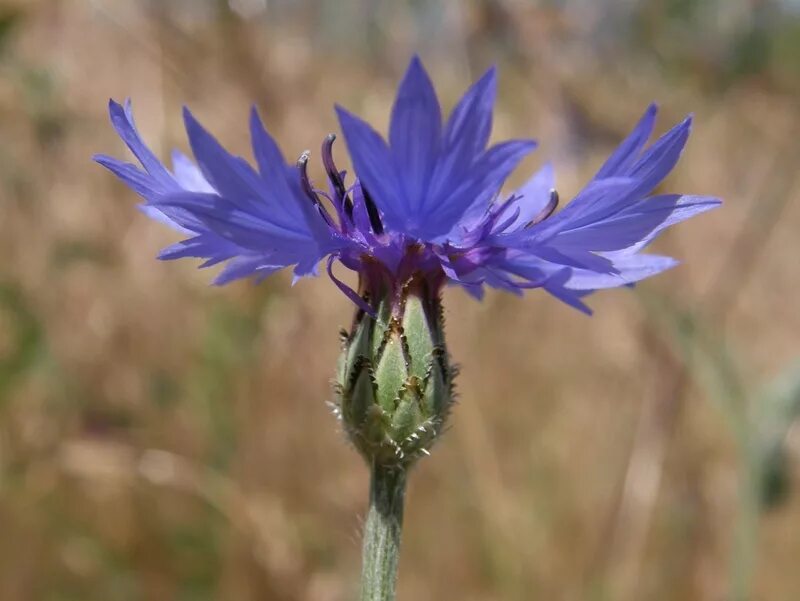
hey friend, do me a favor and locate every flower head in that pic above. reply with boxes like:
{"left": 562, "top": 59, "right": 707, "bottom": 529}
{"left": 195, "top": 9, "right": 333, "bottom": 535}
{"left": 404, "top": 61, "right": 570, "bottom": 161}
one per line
{"left": 94, "top": 56, "right": 720, "bottom": 315}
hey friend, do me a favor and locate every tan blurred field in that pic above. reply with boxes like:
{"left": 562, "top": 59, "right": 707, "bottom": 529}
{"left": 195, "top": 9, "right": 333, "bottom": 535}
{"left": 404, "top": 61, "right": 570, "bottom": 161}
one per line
{"left": 1, "top": 1, "right": 799, "bottom": 600}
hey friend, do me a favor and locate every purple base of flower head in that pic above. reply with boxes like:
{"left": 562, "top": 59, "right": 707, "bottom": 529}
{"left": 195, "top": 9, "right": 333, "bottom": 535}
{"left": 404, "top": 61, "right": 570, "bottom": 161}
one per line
{"left": 94, "top": 56, "right": 720, "bottom": 314}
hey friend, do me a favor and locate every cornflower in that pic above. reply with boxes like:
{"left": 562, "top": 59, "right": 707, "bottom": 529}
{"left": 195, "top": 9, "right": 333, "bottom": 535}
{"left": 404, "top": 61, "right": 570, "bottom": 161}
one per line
{"left": 95, "top": 56, "right": 720, "bottom": 601}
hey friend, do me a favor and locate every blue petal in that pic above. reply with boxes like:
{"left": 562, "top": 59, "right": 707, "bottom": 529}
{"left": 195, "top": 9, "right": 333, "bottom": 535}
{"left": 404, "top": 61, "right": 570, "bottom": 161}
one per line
{"left": 506, "top": 163, "right": 555, "bottom": 230}
{"left": 95, "top": 105, "right": 208, "bottom": 235}
{"left": 171, "top": 150, "right": 215, "bottom": 193}
{"left": 523, "top": 115, "right": 691, "bottom": 247}
{"left": 248, "top": 108, "right": 335, "bottom": 240}
{"left": 625, "top": 116, "right": 692, "bottom": 197}
{"left": 486, "top": 252, "right": 550, "bottom": 285}
{"left": 213, "top": 256, "right": 282, "bottom": 285}
{"left": 182, "top": 108, "right": 335, "bottom": 248}
{"left": 549, "top": 193, "right": 683, "bottom": 251}
{"left": 530, "top": 245, "right": 616, "bottom": 273}
{"left": 389, "top": 56, "right": 442, "bottom": 214}
{"left": 435, "top": 139, "right": 537, "bottom": 239}
{"left": 561, "top": 252, "right": 679, "bottom": 290}
{"left": 522, "top": 177, "right": 637, "bottom": 241}
{"left": 107, "top": 99, "right": 174, "bottom": 189}
{"left": 617, "top": 194, "right": 721, "bottom": 253}
{"left": 335, "top": 105, "right": 405, "bottom": 227}
{"left": 182, "top": 107, "right": 270, "bottom": 216}
{"left": 336, "top": 60, "right": 536, "bottom": 242}
{"left": 594, "top": 104, "right": 657, "bottom": 179}
{"left": 157, "top": 234, "right": 240, "bottom": 262}
{"left": 98, "top": 101, "right": 339, "bottom": 287}
{"left": 153, "top": 192, "right": 323, "bottom": 251}
{"left": 248, "top": 106, "right": 288, "bottom": 174}
{"left": 552, "top": 193, "right": 720, "bottom": 252}
{"left": 542, "top": 269, "right": 594, "bottom": 314}
{"left": 441, "top": 66, "right": 497, "bottom": 164}
{"left": 137, "top": 204, "right": 192, "bottom": 234}
{"left": 93, "top": 155, "right": 166, "bottom": 200}
{"left": 425, "top": 66, "right": 498, "bottom": 210}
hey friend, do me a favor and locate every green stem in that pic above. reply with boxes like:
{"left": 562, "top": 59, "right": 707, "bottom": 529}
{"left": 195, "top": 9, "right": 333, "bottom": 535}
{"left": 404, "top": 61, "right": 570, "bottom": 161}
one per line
{"left": 360, "top": 462, "right": 407, "bottom": 601}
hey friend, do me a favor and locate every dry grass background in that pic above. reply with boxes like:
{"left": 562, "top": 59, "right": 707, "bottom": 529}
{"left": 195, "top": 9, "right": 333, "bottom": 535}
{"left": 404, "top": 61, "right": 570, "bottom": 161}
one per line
{"left": 1, "top": 1, "right": 799, "bottom": 600}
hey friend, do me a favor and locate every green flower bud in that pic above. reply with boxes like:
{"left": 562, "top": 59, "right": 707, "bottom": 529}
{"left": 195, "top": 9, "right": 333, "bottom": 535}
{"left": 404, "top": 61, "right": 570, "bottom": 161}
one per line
{"left": 333, "top": 272, "right": 455, "bottom": 467}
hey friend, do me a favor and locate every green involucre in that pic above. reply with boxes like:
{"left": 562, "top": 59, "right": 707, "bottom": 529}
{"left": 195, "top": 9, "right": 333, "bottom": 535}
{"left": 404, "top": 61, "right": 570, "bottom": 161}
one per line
{"left": 334, "top": 278, "right": 455, "bottom": 467}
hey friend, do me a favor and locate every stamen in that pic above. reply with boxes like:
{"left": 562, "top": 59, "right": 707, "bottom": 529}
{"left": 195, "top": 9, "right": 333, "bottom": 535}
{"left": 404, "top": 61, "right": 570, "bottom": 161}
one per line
{"left": 296, "top": 151, "right": 334, "bottom": 226}
{"left": 361, "top": 185, "right": 384, "bottom": 235}
{"left": 526, "top": 188, "right": 559, "bottom": 227}
{"left": 322, "top": 134, "right": 353, "bottom": 216}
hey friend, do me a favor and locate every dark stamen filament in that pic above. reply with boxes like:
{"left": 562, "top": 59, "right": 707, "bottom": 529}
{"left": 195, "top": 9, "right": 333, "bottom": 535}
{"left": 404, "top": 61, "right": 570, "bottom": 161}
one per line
{"left": 361, "top": 185, "right": 384, "bottom": 235}
{"left": 297, "top": 151, "right": 334, "bottom": 226}
{"left": 526, "top": 188, "right": 559, "bottom": 227}
{"left": 322, "top": 134, "right": 353, "bottom": 217}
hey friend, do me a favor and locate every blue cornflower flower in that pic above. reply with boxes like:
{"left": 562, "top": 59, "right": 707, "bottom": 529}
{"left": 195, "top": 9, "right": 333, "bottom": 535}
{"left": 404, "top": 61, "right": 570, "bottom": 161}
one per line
{"left": 94, "top": 56, "right": 719, "bottom": 315}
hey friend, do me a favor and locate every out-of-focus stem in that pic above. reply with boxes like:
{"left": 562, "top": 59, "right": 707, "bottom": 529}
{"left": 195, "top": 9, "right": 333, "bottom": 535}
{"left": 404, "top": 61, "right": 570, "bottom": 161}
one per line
{"left": 729, "top": 422, "right": 761, "bottom": 601}
{"left": 360, "top": 462, "right": 407, "bottom": 601}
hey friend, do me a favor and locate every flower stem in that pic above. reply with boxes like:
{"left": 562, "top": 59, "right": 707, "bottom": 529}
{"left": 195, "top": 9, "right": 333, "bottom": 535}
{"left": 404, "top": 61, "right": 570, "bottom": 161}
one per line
{"left": 360, "top": 461, "right": 407, "bottom": 601}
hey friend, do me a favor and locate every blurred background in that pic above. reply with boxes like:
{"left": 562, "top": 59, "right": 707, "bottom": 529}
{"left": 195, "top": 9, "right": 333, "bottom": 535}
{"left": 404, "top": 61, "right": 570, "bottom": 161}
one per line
{"left": 1, "top": 0, "right": 799, "bottom": 600}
